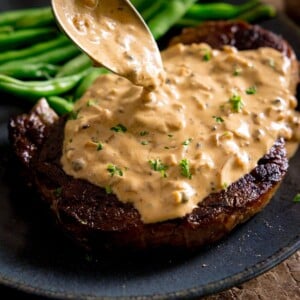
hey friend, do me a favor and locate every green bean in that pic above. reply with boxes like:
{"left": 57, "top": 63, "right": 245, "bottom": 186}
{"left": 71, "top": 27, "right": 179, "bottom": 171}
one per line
{"left": 0, "top": 27, "right": 56, "bottom": 50}
{"left": 235, "top": 4, "right": 276, "bottom": 23}
{"left": 0, "top": 35, "right": 70, "bottom": 65}
{"left": 47, "top": 96, "right": 74, "bottom": 115}
{"left": 15, "top": 7, "right": 54, "bottom": 29}
{"left": 140, "top": 2, "right": 163, "bottom": 22}
{"left": 185, "top": 0, "right": 260, "bottom": 20}
{"left": 0, "top": 70, "right": 89, "bottom": 100}
{"left": 147, "top": 0, "right": 198, "bottom": 40}
{"left": 0, "top": 7, "right": 52, "bottom": 27}
{"left": 0, "top": 44, "right": 80, "bottom": 74}
{"left": 130, "top": 0, "right": 153, "bottom": 12}
{"left": 56, "top": 53, "right": 92, "bottom": 78}
{"left": 74, "top": 68, "right": 109, "bottom": 100}
{"left": 0, "top": 26, "right": 14, "bottom": 33}
{"left": 0, "top": 63, "right": 59, "bottom": 79}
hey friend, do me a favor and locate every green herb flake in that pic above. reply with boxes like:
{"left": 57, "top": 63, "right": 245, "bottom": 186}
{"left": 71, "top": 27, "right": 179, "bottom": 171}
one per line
{"left": 68, "top": 110, "right": 79, "bottom": 120}
{"left": 168, "top": 134, "right": 173, "bottom": 138}
{"left": 139, "top": 131, "right": 149, "bottom": 136}
{"left": 268, "top": 58, "right": 275, "bottom": 68}
{"left": 111, "top": 123, "right": 127, "bottom": 133}
{"left": 107, "top": 164, "right": 123, "bottom": 177}
{"left": 96, "top": 142, "right": 103, "bottom": 151}
{"left": 213, "top": 116, "right": 224, "bottom": 123}
{"left": 222, "top": 182, "right": 228, "bottom": 190}
{"left": 182, "top": 138, "right": 192, "bottom": 146}
{"left": 233, "top": 66, "right": 242, "bottom": 76}
{"left": 53, "top": 187, "right": 62, "bottom": 197}
{"left": 149, "top": 159, "right": 168, "bottom": 178}
{"left": 179, "top": 159, "right": 192, "bottom": 179}
{"left": 105, "top": 185, "right": 112, "bottom": 194}
{"left": 141, "top": 141, "right": 149, "bottom": 145}
{"left": 229, "top": 94, "right": 244, "bottom": 112}
{"left": 203, "top": 51, "right": 211, "bottom": 61}
{"left": 246, "top": 86, "right": 257, "bottom": 95}
{"left": 293, "top": 193, "right": 300, "bottom": 203}
{"left": 87, "top": 99, "right": 96, "bottom": 107}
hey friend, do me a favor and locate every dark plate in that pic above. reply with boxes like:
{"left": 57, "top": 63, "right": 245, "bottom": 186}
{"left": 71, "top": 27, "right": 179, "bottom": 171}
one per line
{"left": 0, "top": 1, "right": 299, "bottom": 299}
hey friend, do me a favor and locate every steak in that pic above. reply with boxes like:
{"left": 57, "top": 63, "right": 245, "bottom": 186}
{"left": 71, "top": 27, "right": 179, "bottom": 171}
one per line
{"left": 8, "top": 21, "right": 297, "bottom": 252}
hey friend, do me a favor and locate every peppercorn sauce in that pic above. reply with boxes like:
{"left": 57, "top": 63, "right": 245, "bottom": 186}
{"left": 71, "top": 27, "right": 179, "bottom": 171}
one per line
{"left": 61, "top": 42, "right": 300, "bottom": 223}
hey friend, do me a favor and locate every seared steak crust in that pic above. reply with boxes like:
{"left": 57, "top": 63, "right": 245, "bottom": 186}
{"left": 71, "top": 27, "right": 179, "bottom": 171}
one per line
{"left": 8, "top": 21, "right": 295, "bottom": 251}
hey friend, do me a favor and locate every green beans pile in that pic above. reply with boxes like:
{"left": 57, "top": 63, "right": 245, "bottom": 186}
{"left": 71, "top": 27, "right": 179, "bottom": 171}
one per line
{"left": 0, "top": 1, "right": 276, "bottom": 115}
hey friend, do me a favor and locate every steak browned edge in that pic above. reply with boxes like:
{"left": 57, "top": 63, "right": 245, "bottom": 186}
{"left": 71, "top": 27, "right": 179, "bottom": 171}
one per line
{"left": 8, "top": 21, "right": 296, "bottom": 252}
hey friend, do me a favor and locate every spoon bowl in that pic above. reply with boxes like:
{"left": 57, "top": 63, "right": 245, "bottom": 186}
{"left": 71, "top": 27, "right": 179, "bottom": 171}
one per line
{"left": 51, "top": 0, "right": 164, "bottom": 88}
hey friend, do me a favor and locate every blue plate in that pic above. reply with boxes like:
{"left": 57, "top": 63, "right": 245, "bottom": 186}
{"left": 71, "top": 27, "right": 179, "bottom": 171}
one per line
{"left": 0, "top": 1, "right": 299, "bottom": 299}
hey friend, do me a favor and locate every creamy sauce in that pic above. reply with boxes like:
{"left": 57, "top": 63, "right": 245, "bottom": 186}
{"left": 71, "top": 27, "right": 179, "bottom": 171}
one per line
{"left": 54, "top": 0, "right": 165, "bottom": 89}
{"left": 61, "top": 43, "right": 300, "bottom": 223}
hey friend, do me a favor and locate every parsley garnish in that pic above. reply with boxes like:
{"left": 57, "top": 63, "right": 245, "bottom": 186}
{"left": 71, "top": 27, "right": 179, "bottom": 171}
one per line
{"left": 179, "top": 159, "right": 192, "bottom": 179}
{"left": 229, "top": 94, "right": 244, "bottom": 112}
{"left": 141, "top": 141, "right": 149, "bottom": 145}
{"left": 233, "top": 66, "right": 242, "bottom": 76}
{"left": 203, "top": 51, "right": 211, "bottom": 61}
{"left": 168, "top": 134, "right": 173, "bottom": 138}
{"left": 86, "top": 99, "right": 96, "bottom": 107}
{"left": 140, "top": 131, "right": 149, "bottom": 136}
{"left": 96, "top": 142, "right": 103, "bottom": 151}
{"left": 293, "top": 193, "right": 300, "bottom": 203}
{"left": 268, "top": 58, "right": 275, "bottom": 68}
{"left": 53, "top": 187, "right": 62, "bottom": 197}
{"left": 111, "top": 124, "right": 127, "bottom": 133}
{"left": 68, "top": 110, "right": 79, "bottom": 120}
{"left": 149, "top": 159, "right": 168, "bottom": 178}
{"left": 222, "top": 182, "right": 228, "bottom": 190}
{"left": 107, "top": 164, "right": 123, "bottom": 177}
{"left": 246, "top": 86, "right": 257, "bottom": 95}
{"left": 182, "top": 138, "right": 192, "bottom": 146}
{"left": 213, "top": 116, "right": 224, "bottom": 123}
{"left": 105, "top": 185, "right": 112, "bottom": 194}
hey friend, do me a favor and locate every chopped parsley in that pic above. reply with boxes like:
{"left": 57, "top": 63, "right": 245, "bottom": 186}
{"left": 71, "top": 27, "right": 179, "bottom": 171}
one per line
{"left": 293, "top": 193, "right": 300, "bottom": 203}
{"left": 203, "top": 51, "right": 211, "bottom": 61}
{"left": 53, "top": 187, "right": 62, "bottom": 197}
{"left": 182, "top": 138, "right": 192, "bottom": 146}
{"left": 168, "top": 133, "right": 174, "bottom": 138}
{"left": 213, "top": 116, "right": 224, "bottom": 123}
{"left": 229, "top": 94, "right": 244, "bottom": 112}
{"left": 139, "top": 131, "right": 149, "bottom": 136}
{"left": 233, "top": 66, "right": 242, "bottom": 76}
{"left": 179, "top": 159, "right": 192, "bottom": 179}
{"left": 107, "top": 164, "right": 123, "bottom": 177}
{"left": 68, "top": 110, "right": 79, "bottom": 120}
{"left": 222, "top": 182, "right": 228, "bottom": 190}
{"left": 111, "top": 123, "right": 127, "bottom": 133}
{"left": 149, "top": 159, "right": 168, "bottom": 178}
{"left": 86, "top": 99, "right": 96, "bottom": 107}
{"left": 96, "top": 142, "right": 103, "bottom": 151}
{"left": 105, "top": 185, "right": 112, "bottom": 194}
{"left": 268, "top": 58, "right": 275, "bottom": 68}
{"left": 141, "top": 141, "right": 149, "bottom": 145}
{"left": 246, "top": 86, "right": 257, "bottom": 95}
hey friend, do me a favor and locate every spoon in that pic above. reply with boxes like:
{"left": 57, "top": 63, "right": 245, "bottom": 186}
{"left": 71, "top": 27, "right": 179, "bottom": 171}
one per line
{"left": 51, "top": 0, "right": 164, "bottom": 89}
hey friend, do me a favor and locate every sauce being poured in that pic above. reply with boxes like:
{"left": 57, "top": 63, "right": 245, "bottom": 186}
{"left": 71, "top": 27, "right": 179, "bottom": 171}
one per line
{"left": 53, "top": 0, "right": 165, "bottom": 89}
{"left": 61, "top": 43, "right": 300, "bottom": 223}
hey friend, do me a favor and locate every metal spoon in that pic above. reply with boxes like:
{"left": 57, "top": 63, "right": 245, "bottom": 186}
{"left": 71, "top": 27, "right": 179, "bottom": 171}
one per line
{"left": 51, "top": 0, "right": 164, "bottom": 89}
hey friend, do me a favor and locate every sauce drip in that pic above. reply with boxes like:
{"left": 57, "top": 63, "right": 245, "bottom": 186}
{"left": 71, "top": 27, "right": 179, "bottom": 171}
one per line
{"left": 61, "top": 43, "right": 300, "bottom": 223}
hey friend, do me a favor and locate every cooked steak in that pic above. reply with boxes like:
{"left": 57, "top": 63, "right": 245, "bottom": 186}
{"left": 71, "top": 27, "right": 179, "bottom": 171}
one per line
{"left": 8, "top": 21, "right": 297, "bottom": 252}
